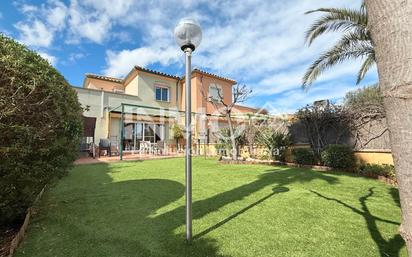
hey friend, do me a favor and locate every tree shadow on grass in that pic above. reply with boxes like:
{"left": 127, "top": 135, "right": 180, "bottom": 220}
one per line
{"left": 311, "top": 188, "right": 404, "bottom": 257}
{"left": 193, "top": 186, "right": 290, "bottom": 240}
{"left": 189, "top": 167, "right": 338, "bottom": 240}
{"left": 18, "top": 163, "right": 339, "bottom": 257}
{"left": 389, "top": 187, "right": 401, "bottom": 208}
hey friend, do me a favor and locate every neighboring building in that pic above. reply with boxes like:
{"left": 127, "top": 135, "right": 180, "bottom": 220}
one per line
{"left": 74, "top": 66, "right": 267, "bottom": 152}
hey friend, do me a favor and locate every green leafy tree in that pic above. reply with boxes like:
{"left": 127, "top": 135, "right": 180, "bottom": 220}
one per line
{"left": 303, "top": 3, "right": 374, "bottom": 86}
{"left": 344, "top": 84, "right": 383, "bottom": 111}
{"left": 0, "top": 34, "right": 83, "bottom": 227}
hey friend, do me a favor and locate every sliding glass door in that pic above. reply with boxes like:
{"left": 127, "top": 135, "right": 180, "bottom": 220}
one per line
{"left": 133, "top": 122, "right": 143, "bottom": 151}
{"left": 144, "top": 123, "right": 155, "bottom": 143}
{"left": 122, "top": 121, "right": 165, "bottom": 151}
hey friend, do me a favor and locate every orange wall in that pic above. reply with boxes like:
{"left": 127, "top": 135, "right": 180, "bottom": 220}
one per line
{"left": 180, "top": 76, "right": 199, "bottom": 112}
{"left": 180, "top": 73, "right": 235, "bottom": 114}
{"left": 86, "top": 78, "right": 124, "bottom": 92}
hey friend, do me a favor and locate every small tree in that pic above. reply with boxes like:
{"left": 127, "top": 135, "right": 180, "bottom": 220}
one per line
{"left": 202, "top": 83, "right": 252, "bottom": 160}
{"left": 244, "top": 121, "right": 259, "bottom": 158}
{"left": 171, "top": 123, "right": 184, "bottom": 152}
{"left": 215, "top": 127, "right": 247, "bottom": 158}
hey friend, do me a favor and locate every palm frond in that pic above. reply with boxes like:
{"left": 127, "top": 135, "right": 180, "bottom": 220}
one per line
{"left": 302, "top": 34, "right": 374, "bottom": 88}
{"left": 356, "top": 53, "right": 376, "bottom": 84}
{"left": 305, "top": 8, "right": 367, "bottom": 46}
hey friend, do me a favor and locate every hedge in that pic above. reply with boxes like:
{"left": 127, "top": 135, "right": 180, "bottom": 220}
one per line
{"left": 0, "top": 34, "right": 83, "bottom": 227}
{"left": 321, "top": 144, "right": 355, "bottom": 169}
{"left": 358, "top": 164, "right": 396, "bottom": 180}
{"left": 292, "top": 148, "right": 315, "bottom": 165}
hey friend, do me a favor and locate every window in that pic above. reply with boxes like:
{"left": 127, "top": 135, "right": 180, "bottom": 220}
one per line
{"left": 209, "top": 84, "right": 222, "bottom": 101}
{"left": 155, "top": 86, "right": 169, "bottom": 102}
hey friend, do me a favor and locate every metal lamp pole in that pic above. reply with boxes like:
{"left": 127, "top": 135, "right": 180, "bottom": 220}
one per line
{"left": 174, "top": 18, "right": 202, "bottom": 243}
{"left": 184, "top": 47, "right": 193, "bottom": 241}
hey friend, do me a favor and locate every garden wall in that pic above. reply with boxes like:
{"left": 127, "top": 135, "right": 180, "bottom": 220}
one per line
{"left": 354, "top": 149, "right": 393, "bottom": 165}
{"left": 195, "top": 143, "right": 394, "bottom": 165}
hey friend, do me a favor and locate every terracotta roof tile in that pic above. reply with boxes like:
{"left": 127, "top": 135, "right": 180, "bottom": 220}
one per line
{"left": 192, "top": 68, "right": 236, "bottom": 84}
{"left": 134, "top": 66, "right": 180, "bottom": 80}
{"left": 85, "top": 73, "right": 123, "bottom": 83}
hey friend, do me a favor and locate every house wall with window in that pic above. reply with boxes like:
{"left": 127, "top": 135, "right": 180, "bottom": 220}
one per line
{"left": 179, "top": 71, "right": 235, "bottom": 115}
{"left": 75, "top": 66, "right": 266, "bottom": 152}
{"left": 75, "top": 68, "right": 181, "bottom": 149}
{"left": 130, "top": 71, "right": 178, "bottom": 109}
{"left": 75, "top": 86, "right": 179, "bottom": 145}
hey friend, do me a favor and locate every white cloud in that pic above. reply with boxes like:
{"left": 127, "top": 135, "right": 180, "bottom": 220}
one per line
{"left": 10, "top": 0, "right": 376, "bottom": 114}
{"left": 68, "top": 52, "right": 86, "bottom": 62}
{"left": 38, "top": 51, "right": 57, "bottom": 65}
{"left": 20, "top": 4, "right": 38, "bottom": 13}
{"left": 46, "top": 1, "right": 67, "bottom": 29}
{"left": 103, "top": 47, "right": 180, "bottom": 77}
{"left": 67, "top": 0, "right": 112, "bottom": 44}
{"left": 15, "top": 20, "right": 54, "bottom": 47}
{"left": 261, "top": 83, "right": 358, "bottom": 115}
{"left": 99, "top": 0, "right": 375, "bottom": 115}
{"left": 254, "top": 59, "right": 366, "bottom": 96}
{"left": 14, "top": 1, "right": 67, "bottom": 47}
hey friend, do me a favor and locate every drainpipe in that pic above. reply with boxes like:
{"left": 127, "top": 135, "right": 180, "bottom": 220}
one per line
{"left": 176, "top": 78, "right": 180, "bottom": 107}
{"left": 100, "top": 89, "right": 105, "bottom": 118}
{"left": 175, "top": 78, "right": 181, "bottom": 136}
{"left": 200, "top": 75, "right": 205, "bottom": 141}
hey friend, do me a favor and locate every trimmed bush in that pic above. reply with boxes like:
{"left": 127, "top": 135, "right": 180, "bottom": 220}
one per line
{"left": 292, "top": 148, "right": 315, "bottom": 165}
{"left": 321, "top": 144, "right": 355, "bottom": 169}
{"left": 0, "top": 34, "right": 83, "bottom": 227}
{"left": 359, "top": 164, "right": 396, "bottom": 180}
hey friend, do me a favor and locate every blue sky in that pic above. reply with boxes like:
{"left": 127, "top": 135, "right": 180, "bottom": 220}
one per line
{"left": 0, "top": 0, "right": 378, "bottom": 114}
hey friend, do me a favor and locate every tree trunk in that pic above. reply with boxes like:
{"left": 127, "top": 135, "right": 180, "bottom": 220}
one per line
{"left": 226, "top": 113, "right": 237, "bottom": 160}
{"left": 365, "top": 0, "right": 412, "bottom": 253}
{"left": 248, "top": 143, "right": 254, "bottom": 159}
{"left": 176, "top": 138, "right": 179, "bottom": 153}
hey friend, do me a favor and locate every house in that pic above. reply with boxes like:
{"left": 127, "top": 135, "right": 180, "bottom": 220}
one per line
{"left": 74, "top": 66, "right": 267, "bottom": 154}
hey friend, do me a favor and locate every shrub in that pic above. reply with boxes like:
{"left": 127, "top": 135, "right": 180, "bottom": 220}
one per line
{"left": 292, "top": 148, "right": 315, "bottom": 165}
{"left": 0, "top": 34, "right": 83, "bottom": 227}
{"left": 359, "top": 164, "right": 396, "bottom": 180}
{"left": 321, "top": 144, "right": 355, "bottom": 169}
{"left": 214, "top": 143, "right": 229, "bottom": 156}
{"left": 171, "top": 124, "right": 184, "bottom": 141}
{"left": 256, "top": 128, "right": 291, "bottom": 161}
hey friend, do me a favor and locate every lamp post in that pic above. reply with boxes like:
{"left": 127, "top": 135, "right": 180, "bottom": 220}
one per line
{"left": 174, "top": 18, "right": 202, "bottom": 242}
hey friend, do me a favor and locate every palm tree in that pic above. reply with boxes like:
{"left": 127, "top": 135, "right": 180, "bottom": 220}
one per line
{"left": 365, "top": 0, "right": 412, "bottom": 254}
{"left": 302, "top": 4, "right": 374, "bottom": 87}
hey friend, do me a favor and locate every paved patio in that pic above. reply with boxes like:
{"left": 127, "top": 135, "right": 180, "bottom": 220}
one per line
{"left": 74, "top": 152, "right": 185, "bottom": 165}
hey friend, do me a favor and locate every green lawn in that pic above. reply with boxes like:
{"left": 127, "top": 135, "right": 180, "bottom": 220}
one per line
{"left": 15, "top": 158, "right": 405, "bottom": 257}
